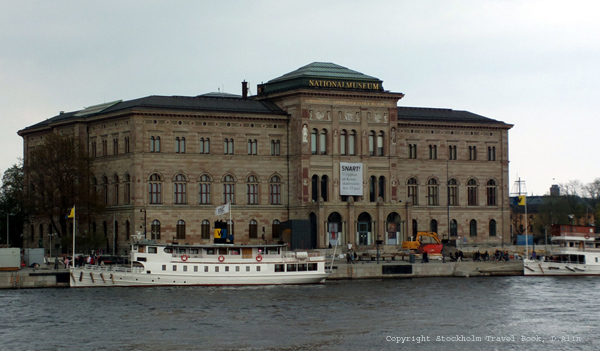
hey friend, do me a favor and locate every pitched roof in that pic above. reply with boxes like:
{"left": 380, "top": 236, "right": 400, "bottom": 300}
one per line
{"left": 397, "top": 106, "right": 511, "bottom": 126}
{"left": 19, "top": 95, "right": 287, "bottom": 133}
{"left": 267, "top": 62, "right": 380, "bottom": 83}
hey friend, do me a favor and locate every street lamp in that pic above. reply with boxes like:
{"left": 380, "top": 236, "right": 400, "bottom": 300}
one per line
{"left": 48, "top": 232, "right": 57, "bottom": 263}
{"left": 6, "top": 213, "right": 13, "bottom": 247}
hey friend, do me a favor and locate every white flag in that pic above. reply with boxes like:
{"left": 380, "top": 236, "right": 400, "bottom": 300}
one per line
{"left": 215, "top": 203, "right": 230, "bottom": 216}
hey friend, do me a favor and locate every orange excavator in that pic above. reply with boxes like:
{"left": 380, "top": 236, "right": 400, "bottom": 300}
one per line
{"left": 402, "top": 231, "right": 444, "bottom": 254}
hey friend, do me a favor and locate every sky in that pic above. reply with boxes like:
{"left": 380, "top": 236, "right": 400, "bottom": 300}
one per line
{"left": 1, "top": 0, "right": 599, "bottom": 196}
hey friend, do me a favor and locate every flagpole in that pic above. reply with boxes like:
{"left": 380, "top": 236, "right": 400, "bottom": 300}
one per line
{"left": 72, "top": 205, "right": 76, "bottom": 268}
{"left": 524, "top": 196, "right": 528, "bottom": 260}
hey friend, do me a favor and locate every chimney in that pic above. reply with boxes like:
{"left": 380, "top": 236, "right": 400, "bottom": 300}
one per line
{"left": 242, "top": 80, "right": 248, "bottom": 99}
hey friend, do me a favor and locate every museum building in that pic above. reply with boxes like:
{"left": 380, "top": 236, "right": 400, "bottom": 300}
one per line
{"left": 19, "top": 62, "right": 513, "bottom": 254}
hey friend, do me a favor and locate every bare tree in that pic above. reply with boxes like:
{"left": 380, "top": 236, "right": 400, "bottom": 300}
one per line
{"left": 24, "top": 133, "right": 104, "bottom": 239}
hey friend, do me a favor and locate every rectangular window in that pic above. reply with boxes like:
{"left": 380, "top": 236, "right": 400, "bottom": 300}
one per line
{"left": 194, "top": 266, "right": 198, "bottom": 272}
{"left": 172, "top": 265, "right": 177, "bottom": 271}
{"left": 162, "top": 265, "right": 166, "bottom": 271}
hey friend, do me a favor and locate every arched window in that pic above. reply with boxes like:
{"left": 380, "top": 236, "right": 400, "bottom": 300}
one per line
{"left": 200, "top": 137, "right": 210, "bottom": 154}
{"left": 151, "top": 219, "right": 161, "bottom": 240}
{"left": 271, "top": 140, "right": 280, "bottom": 156}
{"left": 407, "top": 178, "right": 418, "bottom": 205}
{"left": 448, "top": 179, "right": 458, "bottom": 206}
{"left": 102, "top": 176, "right": 108, "bottom": 205}
{"left": 176, "top": 219, "right": 186, "bottom": 239}
{"left": 470, "top": 219, "right": 477, "bottom": 237}
{"left": 201, "top": 219, "right": 210, "bottom": 239}
{"left": 428, "top": 179, "right": 439, "bottom": 206}
{"left": 246, "top": 175, "right": 259, "bottom": 205}
{"left": 149, "top": 174, "right": 162, "bottom": 204}
{"left": 199, "top": 174, "right": 211, "bottom": 204}
{"left": 368, "top": 131, "right": 375, "bottom": 156}
{"left": 468, "top": 179, "right": 478, "bottom": 206}
{"left": 174, "top": 174, "right": 187, "bottom": 204}
{"left": 429, "top": 144, "right": 437, "bottom": 159}
{"left": 319, "top": 129, "right": 327, "bottom": 155}
{"left": 112, "top": 174, "right": 119, "bottom": 206}
{"left": 124, "top": 173, "right": 131, "bottom": 205}
{"left": 378, "top": 176, "right": 386, "bottom": 201}
{"left": 430, "top": 219, "right": 438, "bottom": 233}
{"left": 223, "top": 175, "right": 235, "bottom": 204}
{"left": 321, "top": 175, "right": 329, "bottom": 202}
{"left": 489, "top": 219, "right": 497, "bottom": 237}
{"left": 311, "top": 129, "right": 318, "bottom": 154}
{"left": 340, "top": 130, "right": 347, "bottom": 155}
{"left": 269, "top": 176, "right": 282, "bottom": 205}
{"left": 369, "top": 176, "right": 377, "bottom": 202}
{"left": 377, "top": 131, "right": 384, "bottom": 156}
{"left": 249, "top": 219, "right": 258, "bottom": 239}
{"left": 409, "top": 144, "right": 417, "bottom": 159}
{"left": 488, "top": 146, "right": 496, "bottom": 161}
{"left": 311, "top": 175, "right": 319, "bottom": 202}
{"left": 150, "top": 136, "right": 160, "bottom": 153}
{"left": 224, "top": 138, "right": 234, "bottom": 155}
{"left": 486, "top": 179, "right": 497, "bottom": 206}
{"left": 349, "top": 130, "right": 356, "bottom": 155}
{"left": 247, "top": 139, "right": 257, "bottom": 155}
{"left": 450, "top": 219, "right": 458, "bottom": 237}
{"left": 175, "top": 137, "right": 186, "bottom": 153}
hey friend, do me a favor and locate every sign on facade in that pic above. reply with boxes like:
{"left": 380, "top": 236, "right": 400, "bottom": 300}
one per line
{"left": 340, "top": 162, "right": 363, "bottom": 196}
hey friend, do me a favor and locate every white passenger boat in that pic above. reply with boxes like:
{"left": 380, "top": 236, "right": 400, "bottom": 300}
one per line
{"left": 524, "top": 228, "right": 600, "bottom": 276}
{"left": 70, "top": 240, "right": 329, "bottom": 287}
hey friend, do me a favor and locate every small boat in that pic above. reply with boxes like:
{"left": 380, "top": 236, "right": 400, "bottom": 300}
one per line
{"left": 70, "top": 240, "right": 329, "bottom": 287}
{"left": 524, "top": 226, "right": 600, "bottom": 276}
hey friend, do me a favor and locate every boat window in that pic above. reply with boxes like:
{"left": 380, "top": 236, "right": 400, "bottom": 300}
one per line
{"left": 275, "top": 264, "right": 285, "bottom": 272}
{"left": 204, "top": 266, "right": 208, "bottom": 272}
{"left": 218, "top": 248, "right": 227, "bottom": 255}
{"left": 225, "top": 266, "right": 229, "bottom": 272}
{"left": 191, "top": 249, "right": 199, "bottom": 255}
{"left": 267, "top": 248, "right": 279, "bottom": 255}
{"left": 194, "top": 266, "right": 198, "bottom": 272}
{"left": 236, "top": 266, "right": 240, "bottom": 272}
{"left": 256, "top": 266, "right": 261, "bottom": 272}
{"left": 138, "top": 246, "right": 145, "bottom": 253}
{"left": 287, "top": 264, "right": 297, "bottom": 272}
{"left": 162, "top": 265, "right": 166, "bottom": 271}
{"left": 172, "top": 265, "right": 177, "bottom": 271}
{"left": 183, "top": 266, "right": 188, "bottom": 272}
{"left": 215, "top": 266, "right": 219, "bottom": 272}
{"left": 148, "top": 247, "right": 157, "bottom": 254}
{"left": 206, "top": 249, "right": 215, "bottom": 255}
{"left": 229, "top": 249, "right": 240, "bottom": 255}
{"left": 596, "top": 258, "right": 598, "bottom": 263}
{"left": 298, "top": 264, "right": 308, "bottom": 271}
{"left": 246, "top": 266, "right": 250, "bottom": 272}
{"left": 308, "top": 263, "right": 317, "bottom": 271}
{"left": 164, "top": 248, "right": 173, "bottom": 253}
{"left": 178, "top": 249, "right": 186, "bottom": 254}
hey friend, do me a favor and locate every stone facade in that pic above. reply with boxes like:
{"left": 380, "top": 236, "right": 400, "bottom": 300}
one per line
{"left": 19, "top": 62, "right": 513, "bottom": 254}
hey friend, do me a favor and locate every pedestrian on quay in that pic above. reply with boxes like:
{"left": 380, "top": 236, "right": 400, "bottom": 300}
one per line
{"left": 504, "top": 250, "right": 510, "bottom": 262}
{"left": 64, "top": 257, "right": 69, "bottom": 269}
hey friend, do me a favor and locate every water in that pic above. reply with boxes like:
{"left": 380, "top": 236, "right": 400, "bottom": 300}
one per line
{"left": 1, "top": 276, "right": 598, "bottom": 351}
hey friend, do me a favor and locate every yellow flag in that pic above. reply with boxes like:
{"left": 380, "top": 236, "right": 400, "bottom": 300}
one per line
{"left": 517, "top": 196, "right": 526, "bottom": 206}
{"left": 68, "top": 207, "right": 75, "bottom": 218}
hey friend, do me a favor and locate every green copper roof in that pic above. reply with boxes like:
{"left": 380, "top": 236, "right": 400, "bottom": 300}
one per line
{"left": 258, "top": 62, "right": 384, "bottom": 95}
{"left": 268, "top": 62, "right": 380, "bottom": 83}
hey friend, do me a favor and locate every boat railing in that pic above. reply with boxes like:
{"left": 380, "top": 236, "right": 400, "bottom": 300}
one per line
{"left": 79, "top": 264, "right": 144, "bottom": 274}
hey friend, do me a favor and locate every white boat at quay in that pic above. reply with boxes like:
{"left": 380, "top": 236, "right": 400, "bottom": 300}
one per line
{"left": 524, "top": 226, "right": 600, "bottom": 276}
{"left": 70, "top": 240, "right": 329, "bottom": 287}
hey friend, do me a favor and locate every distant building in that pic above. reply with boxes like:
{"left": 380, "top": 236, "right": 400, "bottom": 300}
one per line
{"left": 19, "top": 62, "right": 513, "bottom": 253}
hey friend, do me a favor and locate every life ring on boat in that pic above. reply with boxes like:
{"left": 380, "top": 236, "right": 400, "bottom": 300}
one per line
{"left": 181, "top": 254, "right": 188, "bottom": 261}
{"left": 585, "top": 234, "right": 590, "bottom": 239}
{"left": 256, "top": 254, "right": 263, "bottom": 262}
{"left": 218, "top": 255, "right": 225, "bottom": 262}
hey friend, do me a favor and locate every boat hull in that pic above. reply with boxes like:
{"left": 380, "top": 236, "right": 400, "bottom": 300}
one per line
{"left": 523, "top": 260, "right": 600, "bottom": 276}
{"left": 70, "top": 266, "right": 328, "bottom": 287}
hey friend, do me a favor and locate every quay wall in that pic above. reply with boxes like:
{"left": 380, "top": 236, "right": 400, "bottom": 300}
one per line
{"left": 0, "top": 261, "right": 523, "bottom": 289}
{"left": 327, "top": 260, "right": 523, "bottom": 280}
